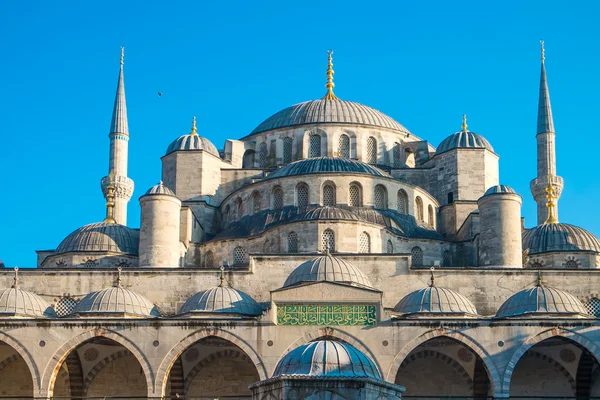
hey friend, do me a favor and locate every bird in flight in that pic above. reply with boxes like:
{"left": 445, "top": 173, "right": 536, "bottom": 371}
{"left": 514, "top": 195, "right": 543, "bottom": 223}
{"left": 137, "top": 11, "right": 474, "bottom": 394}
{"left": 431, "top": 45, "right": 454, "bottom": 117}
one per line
{"left": 158, "top": 92, "right": 162, "bottom": 97}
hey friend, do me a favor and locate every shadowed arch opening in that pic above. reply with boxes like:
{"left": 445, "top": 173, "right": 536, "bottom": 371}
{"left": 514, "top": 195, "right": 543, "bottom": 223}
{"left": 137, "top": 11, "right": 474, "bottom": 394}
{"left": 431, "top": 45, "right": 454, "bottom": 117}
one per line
{"left": 0, "top": 341, "right": 34, "bottom": 397}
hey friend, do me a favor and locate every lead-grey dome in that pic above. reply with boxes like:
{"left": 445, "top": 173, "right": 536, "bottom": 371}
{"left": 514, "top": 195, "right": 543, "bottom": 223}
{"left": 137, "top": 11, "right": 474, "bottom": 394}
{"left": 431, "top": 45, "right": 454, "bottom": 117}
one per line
{"left": 273, "top": 339, "right": 380, "bottom": 379}
{"left": 437, "top": 130, "right": 494, "bottom": 154}
{"left": 496, "top": 285, "right": 589, "bottom": 318}
{"left": 394, "top": 286, "right": 478, "bottom": 317}
{"left": 0, "top": 286, "right": 56, "bottom": 318}
{"left": 283, "top": 253, "right": 372, "bottom": 288}
{"left": 56, "top": 222, "right": 139, "bottom": 256}
{"left": 484, "top": 185, "right": 516, "bottom": 196}
{"left": 145, "top": 181, "right": 176, "bottom": 196}
{"left": 166, "top": 134, "right": 219, "bottom": 157}
{"left": 178, "top": 285, "right": 263, "bottom": 317}
{"left": 522, "top": 223, "right": 600, "bottom": 255}
{"left": 268, "top": 157, "right": 390, "bottom": 180}
{"left": 73, "top": 286, "right": 159, "bottom": 317}
{"left": 250, "top": 99, "right": 410, "bottom": 135}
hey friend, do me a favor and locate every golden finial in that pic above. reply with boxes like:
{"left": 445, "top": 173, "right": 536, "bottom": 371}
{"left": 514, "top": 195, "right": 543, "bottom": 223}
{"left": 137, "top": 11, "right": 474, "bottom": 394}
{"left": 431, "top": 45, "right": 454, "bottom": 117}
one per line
{"left": 12, "top": 267, "right": 19, "bottom": 289}
{"left": 219, "top": 265, "right": 226, "bottom": 287}
{"left": 322, "top": 50, "right": 339, "bottom": 101}
{"left": 544, "top": 175, "right": 558, "bottom": 224}
{"left": 429, "top": 267, "right": 435, "bottom": 287}
{"left": 536, "top": 268, "right": 544, "bottom": 287}
{"left": 120, "top": 47, "right": 125, "bottom": 66}
{"left": 540, "top": 40, "right": 545, "bottom": 62}
{"left": 461, "top": 114, "right": 468, "bottom": 132}
{"left": 104, "top": 172, "right": 116, "bottom": 224}
{"left": 190, "top": 116, "right": 198, "bottom": 136}
{"left": 116, "top": 267, "right": 123, "bottom": 287}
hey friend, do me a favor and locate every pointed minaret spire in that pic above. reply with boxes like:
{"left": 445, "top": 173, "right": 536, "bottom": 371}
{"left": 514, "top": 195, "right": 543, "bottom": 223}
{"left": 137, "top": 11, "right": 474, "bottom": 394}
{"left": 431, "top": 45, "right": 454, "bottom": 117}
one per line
{"left": 101, "top": 47, "right": 134, "bottom": 225}
{"left": 322, "top": 50, "right": 339, "bottom": 101}
{"left": 530, "top": 40, "right": 563, "bottom": 225}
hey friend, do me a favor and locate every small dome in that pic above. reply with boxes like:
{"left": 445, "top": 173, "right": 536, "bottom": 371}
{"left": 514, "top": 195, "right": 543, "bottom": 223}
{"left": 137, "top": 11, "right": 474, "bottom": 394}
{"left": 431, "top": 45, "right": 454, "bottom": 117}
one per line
{"left": 73, "top": 286, "right": 159, "bottom": 317}
{"left": 250, "top": 99, "right": 410, "bottom": 135}
{"left": 0, "top": 286, "right": 55, "bottom": 318}
{"left": 273, "top": 339, "right": 380, "bottom": 379}
{"left": 484, "top": 185, "right": 516, "bottom": 196}
{"left": 437, "top": 130, "right": 494, "bottom": 154}
{"left": 268, "top": 157, "right": 390, "bottom": 180}
{"left": 523, "top": 223, "right": 600, "bottom": 255}
{"left": 394, "top": 286, "right": 478, "bottom": 317}
{"left": 166, "top": 134, "right": 219, "bottom": 157}
{"left": 55, "top": 222, "right": 139, "bottom": 256}
{"left": 178, "top": 285, "right": 262, "bottom": 316}
{"left": 496, "top": 285, "right": 588, "bottom": 318}
{"left": 284, "top": 254, "right": 372, "bottom": 288}
{"left": 145, "top": 181, "right": 176, "bottom": 196}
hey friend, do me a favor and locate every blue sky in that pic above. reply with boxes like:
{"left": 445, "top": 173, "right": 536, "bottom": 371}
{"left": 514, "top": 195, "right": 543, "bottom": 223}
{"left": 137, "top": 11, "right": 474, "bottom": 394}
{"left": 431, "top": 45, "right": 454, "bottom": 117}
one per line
{"left": 1, "top": 0, "right": 599, "bottom": 267}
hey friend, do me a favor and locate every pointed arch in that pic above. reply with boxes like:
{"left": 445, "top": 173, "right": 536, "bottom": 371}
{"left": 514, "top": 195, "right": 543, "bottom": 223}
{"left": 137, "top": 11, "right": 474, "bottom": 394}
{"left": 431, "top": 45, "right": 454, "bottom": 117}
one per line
{"left": 0, "top": 331, "right": 41, "bottom": 394}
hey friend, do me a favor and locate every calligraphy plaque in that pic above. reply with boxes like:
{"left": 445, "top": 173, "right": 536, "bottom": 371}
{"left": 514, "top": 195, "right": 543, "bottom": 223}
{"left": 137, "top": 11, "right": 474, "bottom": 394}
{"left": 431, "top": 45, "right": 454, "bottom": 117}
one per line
{"left": 277, "top": 304, "right": 377, "bottom": 326}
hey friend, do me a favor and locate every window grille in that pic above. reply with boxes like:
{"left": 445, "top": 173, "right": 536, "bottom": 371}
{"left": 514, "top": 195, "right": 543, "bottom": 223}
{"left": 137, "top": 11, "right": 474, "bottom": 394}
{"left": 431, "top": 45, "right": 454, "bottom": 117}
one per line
{"left": 393, "top": 142, "right": 401, "bottom": 168}
{"left": 349, "top": 185, "right": 361, "bottom": 207}
{"left": 387, "top": 240, "right": 393, "bottom": 254}
{"left": 323, "top": 185, "right": 336, "bottom": 206}
{"left": 273, "top": 188, "right": 284, "bottom": 210}
{"left": 530, "top": 262, "right": 543, "bottom": 269}
{"left": 252, "top": 192, "right": 262, "bottom": 214}
{"left": 585, "top": 298, "right": 600, "bottom": 316}
{"left": 443, "top": 250, "right": 452, "bottom": 267}
{"left": 415, "top": 197, "right": 424, "bottom": 222}
{"left": 367, "top": 137, "right": 377, "bottom": 164}
{"left": 233, "top": 247, "right": 248, "bottom": 265}
{"left": 565, "top": 259, "right": 578, "bottom": 268}
{"left": 428, "top": 205, "right": 434, "bottom": 226}
{"left": 287, "top": 232, "right": 298, "bottom": 253}
{"left": 259, "top": 142, "right": 268, "bottom": 168}
{"left": 204, "top": 251, "right": 215, "bottom": 268}
{"left": 374, "top": 185, "right": 386, "bottom": 209}
{"left": 339, "top": 134, "right": 350, "bottom": 158}
{"left": 283, "top": 137, "right": 293, "bottom": 163}
{"left": 411, "top": 247, "right": 423, "bottom": 267}
{"left": 55, "top": 297, "right": 78, "bottom": 317}
{"left": 359, "top": 232, "right": 370, "bottom": 253}
{"left": 309, "top": 134, "right": 321, "bottom": 157}
{"left": 322, "top": 229, "right": 335, "bottom": 252}
{"left": 397, "top": 190, "right": 408, "bottom": 214}
{"left": 297, "top": 184, "right": 309, "bottom": 208}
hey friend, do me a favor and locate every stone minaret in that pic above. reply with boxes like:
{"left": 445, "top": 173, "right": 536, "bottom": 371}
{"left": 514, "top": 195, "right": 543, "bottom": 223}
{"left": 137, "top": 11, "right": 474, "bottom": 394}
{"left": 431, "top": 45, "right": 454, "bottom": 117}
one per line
{"left": 530, "top": 41, "right": 563, "bottom": 225}
{"left": 101, "top": 47, "right": 134, "bottom": 225}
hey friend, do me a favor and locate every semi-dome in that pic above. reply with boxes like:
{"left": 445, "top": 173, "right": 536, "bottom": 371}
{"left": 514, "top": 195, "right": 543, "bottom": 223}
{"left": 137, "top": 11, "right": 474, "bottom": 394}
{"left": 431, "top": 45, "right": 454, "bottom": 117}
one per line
{"left": 436, "top": 130, "right": 494, "bottom": 154}
{"left": 268, "top": 157, "right": 390, "bottom": 180}
{"left": 522, "top": 223, "right": 600, "bottom": 255}
{"left": 249, "top": 99, "right": 411, "bottom": 136}
{"left": 0, "top": 282, "right": 56, "bottom": 318}
{"left": 55, "top": 222, "right": 139, "bottom": 256}
{"left": 273, "top": 339, "right": 380, "bottom": 379}
{"left": 73, "top": 286, "right": 159, "bottom": 317}
{"left": 145, "top": 181, "right": 176, "bottom": 196}
{"left": 178, "top": 284, "right": 263, "bottom": 317}
{"left": 394, "top": 286, "right": 478, "bottom": 317}
{"left": 484, "top": 185, "right": 517, "bottom": 196}
{"left": 496, "top": 284, "right": 588, "bottom": 318}
{"left": 165, "top": 117, "right": 219, "bottom": 157}
{"left": 283, "top": 253, "right": 372, "bottom": 288}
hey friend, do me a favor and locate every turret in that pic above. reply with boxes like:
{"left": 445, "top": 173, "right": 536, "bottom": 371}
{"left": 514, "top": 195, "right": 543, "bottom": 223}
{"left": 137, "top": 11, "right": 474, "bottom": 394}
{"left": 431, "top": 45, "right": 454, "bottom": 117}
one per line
{"left": 139, "top": 182, "right": 181, "bottom": 268}
{"left": 101, "top": 47, "right": 134, "bottom": 225}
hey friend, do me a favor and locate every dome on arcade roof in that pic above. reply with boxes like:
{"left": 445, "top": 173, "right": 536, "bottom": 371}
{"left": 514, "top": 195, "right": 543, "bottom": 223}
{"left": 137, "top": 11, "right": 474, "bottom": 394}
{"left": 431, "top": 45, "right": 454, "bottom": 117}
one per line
{"left": 165, "top": 117, "right": 219, "bottom": 157}
{"left": 436, "top": 115, "right": 494, "bottom": 154}
{"left": 55, "top": 222, "right": 139, "bottom": 256}
{"left": 522, "top": 223, "right": 600, "bottom": 255}
{"left": 273, "top": 339, "right": 380, "bottom": 379}
{"left": 283, "top": 253, "right": 372, "bottom": 288}
{"left": 0, "top": 269, "right": 56, "bottom": 318}
{"left": 178, "top": 285, "right": 263, "bottom": 317}
{"left": 268, "top": 157, "right": 390, "bottom": 180}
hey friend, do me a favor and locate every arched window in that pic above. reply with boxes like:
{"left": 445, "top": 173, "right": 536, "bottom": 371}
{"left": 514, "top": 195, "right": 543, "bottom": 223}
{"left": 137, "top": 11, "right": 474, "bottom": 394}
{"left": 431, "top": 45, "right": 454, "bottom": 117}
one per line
{"left": 411, "top": 247, "right": 423, "bottom": 267}
{"left": 252, "top": 191, "right": 262, "bottom": 214}
{"left": 233, "top": 247, "right": 248, "bottom": 265}
{"left": 349, "top": 184, "right": 362, "bottom": 207}
{"left": 297, "top": 183, "right": 309, "bottom": 208}
{"left": 428, "top": 204, "right": 434, "bottom": 226}
{"left": 374, "top": 185, "right": 387, "bottom": 209}
{"left": 393, "top": 142, "right": 401, "bottom": 168}
{"left": 309, "top": 134, "right": 321, "bottom": 157}
{"left": 223, "top": 205, "right": 230, "bottom": 225}
{"left": 415, "top": 196, "right": 424, "bottom": 223}
{"left": 338, "top": 134, "right": 350, "bottom": 158}
{"left": 585, "top": 298, "right": 600, "bottom": 317}
{"left": 397, "top": 190, "right": 408, "bottom": 214}
{"left": 359, "top": 232, "right": 370, "bottom": 253}
{"left": 273, "top": 187, "right": 284, "bottom": 210}
{"left": 448, "top": 192, "right": 454, "bottom": 204}
{"left": 366, "top": 136, "right": 377, "bottom": 164}
{"left": 443, "top": 250, "right": 452, "bottom": 267}
{"left": 287, "top": 232, "right": 298, "bottom": 253}
{"left": 263, "top": 239, "right": 270, "bottom": 254}
{"left": 259, "top": 142, "right": 268, "bottom": 168}
{"left": 387, "top": 239, "right": 393, "bottom": 254}
{"left": 322, "top": 184, "right": 336, "bottom": 206}
{"left": 283, "top": 137, "right": 293, "bottom": 163}
{"left": 55, "top": 297, "right": 78, "bottom": 317}
{"left": 322, "top": 229, "right": 335, "bottom": 252}
{"left": 564, "top": 258, "right": 579, "bottom": 268}
{"left": 236, "top": 198, "right": 243, "bottom": 220}
{"left": 204, "top": 251, "right": 215, "bottom": 268}
{"left": 242, "top": 149, "right": 255, "bottom": 168}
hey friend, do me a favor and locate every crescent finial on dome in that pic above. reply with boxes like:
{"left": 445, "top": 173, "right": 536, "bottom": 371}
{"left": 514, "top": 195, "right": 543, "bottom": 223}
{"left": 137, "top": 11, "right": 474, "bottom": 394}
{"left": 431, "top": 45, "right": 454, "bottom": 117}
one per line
{"left": 544, "top": 175, "right": 558, "bottom": 224}
{"left": 190, "top": 116, "right": 198, "bottom": 136}
{"left": 462, "top": 114, "right": 468, "bottom": 133}
{"left": 322, "top": 50, "right": 339, "bottom": 101}
{"left": 104, "top": 172, "right": 117, "bottom": 224}
{"left": 12, "top": 267, "right": 19, "bottom": 289}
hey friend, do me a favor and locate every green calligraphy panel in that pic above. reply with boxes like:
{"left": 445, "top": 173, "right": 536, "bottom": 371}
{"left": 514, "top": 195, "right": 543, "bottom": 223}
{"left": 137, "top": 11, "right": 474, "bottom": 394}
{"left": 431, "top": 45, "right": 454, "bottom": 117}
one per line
{"left": 277, "top": 304, "right": 377, "bottom": 326}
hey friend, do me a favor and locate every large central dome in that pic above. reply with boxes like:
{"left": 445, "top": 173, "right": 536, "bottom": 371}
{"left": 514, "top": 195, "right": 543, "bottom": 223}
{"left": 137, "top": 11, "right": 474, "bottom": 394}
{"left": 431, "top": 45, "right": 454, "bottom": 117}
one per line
{"left": 249, "top": 99, "right": 411, "bottom": 135}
